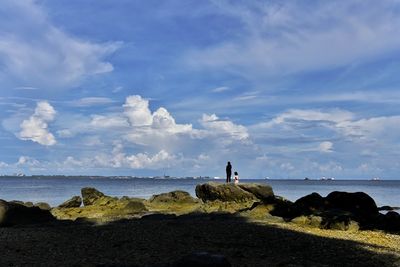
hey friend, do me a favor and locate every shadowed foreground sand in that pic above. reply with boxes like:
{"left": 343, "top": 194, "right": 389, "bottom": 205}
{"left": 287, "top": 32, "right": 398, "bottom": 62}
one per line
{"left": 1, "top": 213, "right": 399, "bottom": 267}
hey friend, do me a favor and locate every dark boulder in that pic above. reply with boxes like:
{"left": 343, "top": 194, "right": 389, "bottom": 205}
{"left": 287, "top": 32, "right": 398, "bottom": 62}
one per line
{"left": 294, "top": 192, "right": 325, "bottom": 215}
{"left": 172, "top": 251, "right": 231, "bottom": 267}
{"left": 58, "top": 196, "right": 82, "bottom": 208}
{"left": 237, "top": 183, "right": 274, "bottom": 201}
{"left": 149, "top": 190, "right": 198, "bottom": 204}
{"left": 0, "top": 199, "right": 55, "bottom": 227}
{"left": 195, "top": 182, "right": 258, "bottom": 202}
{"left": 377, "top": 211, "right": 400, "bottom": 232}
{"left": 325, "top": 191, "right": 379, "bottom": 224}
{"left": 81, "top": 187, "right": 106, "bottom": 206}
{"left": 269, "top": 197, "right": 300, "bottom": 220}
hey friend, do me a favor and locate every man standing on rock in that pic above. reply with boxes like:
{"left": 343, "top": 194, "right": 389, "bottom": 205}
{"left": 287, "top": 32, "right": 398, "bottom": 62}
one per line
{"left": 226, "top": 161, "right": 232, "bottom": 183}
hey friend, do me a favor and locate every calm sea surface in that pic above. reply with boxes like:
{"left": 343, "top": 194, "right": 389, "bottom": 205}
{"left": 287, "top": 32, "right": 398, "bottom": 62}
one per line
{"left": 0, "top": 176, "right": 399, "bottom": 207}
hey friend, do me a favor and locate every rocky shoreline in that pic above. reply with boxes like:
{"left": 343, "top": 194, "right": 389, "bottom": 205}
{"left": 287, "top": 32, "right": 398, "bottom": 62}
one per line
{"left": 1, "top": 182, "right": 400, "bottom": 266}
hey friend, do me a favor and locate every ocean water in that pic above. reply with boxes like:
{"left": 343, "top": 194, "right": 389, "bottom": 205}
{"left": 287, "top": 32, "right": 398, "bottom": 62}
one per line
{"left": 0, "top": 176, "right": 399, "bottom": 208}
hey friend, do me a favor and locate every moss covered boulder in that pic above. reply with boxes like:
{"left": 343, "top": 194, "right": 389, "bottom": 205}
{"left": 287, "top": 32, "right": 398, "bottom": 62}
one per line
{"left": 237, "top": 183, "right": 274, "bottom": 201}
{"left": 147, "top": 191, "right": 200, "bottom": 215}
{"left": 195, "top": 182, "right": 259, "bottom": 203}
{"left": 149, "top": 190, "right": 199, "bottom": 204}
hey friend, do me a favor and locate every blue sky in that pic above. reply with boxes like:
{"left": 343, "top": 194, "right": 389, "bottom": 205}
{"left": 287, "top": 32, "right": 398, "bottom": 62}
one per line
{"left": 1, "top": 0, "right": 400, "bottom": 179}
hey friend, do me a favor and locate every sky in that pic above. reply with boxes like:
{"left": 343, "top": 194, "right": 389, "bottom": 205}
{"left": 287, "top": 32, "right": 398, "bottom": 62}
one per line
{"left": 1, "top": 0, "right": 400, "bottom": 179}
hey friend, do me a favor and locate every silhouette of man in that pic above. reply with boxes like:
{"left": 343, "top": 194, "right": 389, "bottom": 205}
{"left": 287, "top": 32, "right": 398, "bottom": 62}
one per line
{"left": 226, "top": 161, "right": 232, "bottom": 183}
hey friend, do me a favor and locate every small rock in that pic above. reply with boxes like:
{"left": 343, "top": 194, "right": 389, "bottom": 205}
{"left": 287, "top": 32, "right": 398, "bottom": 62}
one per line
{"left": 291, "top": 215, "right": 323, "bottom": 228}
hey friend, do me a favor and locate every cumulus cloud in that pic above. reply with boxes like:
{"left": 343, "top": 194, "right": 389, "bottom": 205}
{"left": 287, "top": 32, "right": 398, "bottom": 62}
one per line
{"left": 19, "top": 101, "right": 56, "bottom": 146}
{"left": 61, "top": 144, "right": 177, "bottom": 170}
{"left": 123, "top": 95, "right": 153, "bottom": 126}
{"left": 0, "top": 0, "right": 120, "bottom": 89}
{"left": 200, "top": 114, "right": 249, "bottom": 141}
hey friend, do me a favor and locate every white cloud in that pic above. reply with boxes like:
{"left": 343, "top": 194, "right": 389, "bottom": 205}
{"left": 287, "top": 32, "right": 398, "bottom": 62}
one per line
{"left": 0, "top": 161, "right": 8, "bottom": 168}
{"left": 123, "top": 95, "right": 153, "bottom": 126}
{"left": 90, "top": 115, "right": 129, "bottom": 129}
{"left": 211, "top": 86, "right": 230, "bottom": 93}
{"left": 16, "top": 156, "right": 40, "bottom": 167}
{"left": 60, "top": 145, "right": 177, "bottom": 170}
{"left": 19, "top": 101, "right": 56, "bottom": 146}
{"left": 186, "top": 1, "right": 400, "bottom": 77}
{"left": 273, "top": 109, "right": 354, "bottom": 125}
{"left": 57, "top": 129, "right": 74, "bottom": 138}
{"left": 69, "top": 97, "right": 115, "bottom": 107}
{"left": 125, "top": 150, "right": 174, "bottom": 169}
{"left": 152, "top": 107, "right": 192, "bottom": 134}
{"left": 318, "top": 141, "right": 333, "bottom": 153}
{"left": 200, "top": 114, "right": 249, "bottom": 141}
{"left": 0, "top": 0, "right": 120, "bottom": 89}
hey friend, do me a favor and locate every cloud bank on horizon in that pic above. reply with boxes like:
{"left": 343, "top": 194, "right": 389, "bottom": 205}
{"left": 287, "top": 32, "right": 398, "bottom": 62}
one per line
{"left": 1, "top": 0, "right": 400, "bottom": 179}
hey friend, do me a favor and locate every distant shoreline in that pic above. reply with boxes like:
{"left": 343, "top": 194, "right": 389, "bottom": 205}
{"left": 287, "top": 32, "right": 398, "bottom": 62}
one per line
{"left": 1, "top": 175, "right": 399, "bottom": 181}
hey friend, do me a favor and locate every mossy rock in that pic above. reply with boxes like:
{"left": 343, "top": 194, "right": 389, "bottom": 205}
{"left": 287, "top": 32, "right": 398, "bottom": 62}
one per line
{"left": 291, "top": 215, "right": 323, "bottom": 228}
{"left": 58, "top": 196, "right": 82, "bottom": 208}
{"left": 195, "top": 182, "right": 258, "bottom": 203}
{"left": 237, "top": 183, "right": 274, "bottom": 201}
{"left": 149, "top": 190, "right": 199, "bottom": 204}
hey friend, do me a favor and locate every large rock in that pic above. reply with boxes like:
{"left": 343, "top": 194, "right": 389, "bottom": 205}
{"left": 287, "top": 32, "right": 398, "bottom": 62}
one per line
{"left": 149, "top": 190, "right": 198, "bottom": 204}
{"left": 81, "top": 187, "right": 105, "bottom": 206}
{"left": 325, "top": 191, "right": 379, "bottom": 223}
{"left": 268, "top": 197, "right": 300, "bottom": 220}
{"left": 58, "top": 196, "right": 82, "bottom": 208}
{"left": 237, "top": 183, "right": 274, "bottom": 201}
{"left": 81, "top": 187, "right": 117, "bottom": 206}
{"left": 195, "top": 182, "right": 258, "bottom": 203}
{"left": 377, "top": 211, "right": 400, "bottom": 232}
{"left": 0, "top": 199, "right": 55, "bottom": 226}
{"left": 294, "top": 192, "right": 325, "bottom": 215}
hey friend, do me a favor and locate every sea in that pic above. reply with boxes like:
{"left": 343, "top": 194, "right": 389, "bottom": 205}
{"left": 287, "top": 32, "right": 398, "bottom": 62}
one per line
{"left": 0, "top": 176, "right": 399, "bottom": 208}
